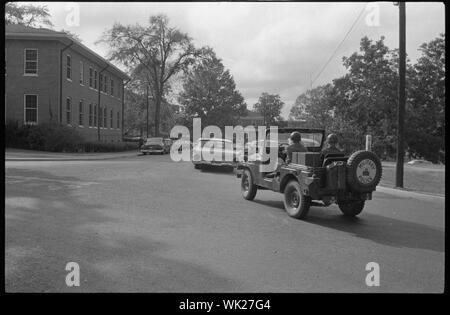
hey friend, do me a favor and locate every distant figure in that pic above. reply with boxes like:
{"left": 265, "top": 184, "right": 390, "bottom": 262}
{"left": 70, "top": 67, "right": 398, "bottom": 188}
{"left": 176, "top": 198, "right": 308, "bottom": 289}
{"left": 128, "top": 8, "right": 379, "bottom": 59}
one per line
{"left": 286, "top": 131, "right": 307, "bottom": 164}
{"left": 320, "top": 133, "right": 342, "bottom": 161}
{"left": 138, "top": 137, "right": 144, "bottom": 151}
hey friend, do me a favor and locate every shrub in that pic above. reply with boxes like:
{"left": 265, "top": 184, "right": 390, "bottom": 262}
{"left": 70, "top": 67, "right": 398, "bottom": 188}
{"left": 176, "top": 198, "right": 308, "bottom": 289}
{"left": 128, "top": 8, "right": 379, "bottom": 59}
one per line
{"left": 80, "top": 141, "right": 138, "bottom": 152}
{"left": 5, "top": 121, "right": 137, "bottom": 153}
{"left": 43, "top": 125, "right": 84, "bottom": 152}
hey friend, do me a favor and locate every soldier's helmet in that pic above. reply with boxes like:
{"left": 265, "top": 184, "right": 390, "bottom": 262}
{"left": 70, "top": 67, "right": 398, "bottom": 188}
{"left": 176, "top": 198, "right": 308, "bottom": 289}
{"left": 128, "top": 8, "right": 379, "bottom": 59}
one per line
{"left": 290, "top": 131, "right": 302, "bottom": 143}
{"left": 327, "top": 133, "right": 338, "bottom": 145}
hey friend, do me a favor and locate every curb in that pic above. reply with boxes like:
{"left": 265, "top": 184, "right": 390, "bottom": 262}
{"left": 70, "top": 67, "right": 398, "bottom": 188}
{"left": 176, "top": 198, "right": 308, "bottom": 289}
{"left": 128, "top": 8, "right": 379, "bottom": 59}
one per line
{"left": 376, "top": 185, "right": 445, "bottom": 200}
{"left": 5, "top": 153, "right": 140, "bottom": 162}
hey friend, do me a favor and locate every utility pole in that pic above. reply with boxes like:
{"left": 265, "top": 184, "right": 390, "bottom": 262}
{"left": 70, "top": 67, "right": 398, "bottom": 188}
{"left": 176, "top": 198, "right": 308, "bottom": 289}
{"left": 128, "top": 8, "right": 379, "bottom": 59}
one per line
{"left": 146, "top": 85, "right": 149, "bottom": 138}
{"left": 396, "top": 2, "right": 406, "bottom": 188}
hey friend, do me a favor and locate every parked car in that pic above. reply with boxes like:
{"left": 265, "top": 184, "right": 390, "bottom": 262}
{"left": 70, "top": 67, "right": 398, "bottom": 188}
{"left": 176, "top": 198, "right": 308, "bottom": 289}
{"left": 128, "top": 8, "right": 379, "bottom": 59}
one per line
{"left": 140, "top": 137, "right": 166, "bottom": 155}
{"left": 192, "top": 138, "right": 241, "bottom": 170}
{"left": 236, "top": 128, "right": 382, "bottom": 220}
{"left": 407, "top": 159, "right": 432, "bottom": 165}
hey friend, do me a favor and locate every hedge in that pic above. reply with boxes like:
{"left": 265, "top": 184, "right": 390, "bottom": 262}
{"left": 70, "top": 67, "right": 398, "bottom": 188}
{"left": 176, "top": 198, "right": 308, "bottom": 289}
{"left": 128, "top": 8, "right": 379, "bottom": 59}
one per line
{"left": 5, "top": 120, "right": 138, "bottom": 152}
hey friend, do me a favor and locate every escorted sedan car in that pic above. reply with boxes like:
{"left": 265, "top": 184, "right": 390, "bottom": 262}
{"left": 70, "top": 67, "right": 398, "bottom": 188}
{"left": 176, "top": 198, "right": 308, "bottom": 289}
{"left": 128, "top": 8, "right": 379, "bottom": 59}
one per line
{"left": 140, "top": 137, "right": 166, "bottom": 155}
{"left": 192, "top": 138, "right": 242, "bottom": 170}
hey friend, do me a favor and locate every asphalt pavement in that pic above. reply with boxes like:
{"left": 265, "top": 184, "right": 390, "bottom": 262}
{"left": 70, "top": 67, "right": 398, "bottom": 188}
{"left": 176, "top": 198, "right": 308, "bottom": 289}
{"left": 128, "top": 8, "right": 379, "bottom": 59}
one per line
{"left": 5, "top": 153, "right": 445, "bottom": 292}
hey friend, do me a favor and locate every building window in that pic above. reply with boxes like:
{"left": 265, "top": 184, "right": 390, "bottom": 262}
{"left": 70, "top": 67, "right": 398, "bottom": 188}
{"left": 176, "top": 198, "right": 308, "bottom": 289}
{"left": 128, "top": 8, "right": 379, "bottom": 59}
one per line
{"left": 99, "top": 106, "right": 102, "bottom": 127}
{"left": 79, "top": 100, "right": 84, "bottom": 126}
{"left": 94, "top": 70, "right": 98, "bottom": 89}
{"left": 110, "top": 79, "right": 114, "bottom": 95}
{"left": 110, "top": 109, "right": 113, "bottom": 128}
{"left": 99, "top": 73, "right": 103, "bottom": 92}
{"left": 24, "top": 49, "right": 38, "bottom": 75}
{"left": 66, "top": 97, "right": 72, "bottom": 125}
{"left": 24, "top": 94, "right": 38, "bottom": 124}
{"left": 117, "top": 111, "right": 120, "bottom": 129}
{"left": 104, "top": 75, "right": 108, "bottom": 93}
{"left": 79, "top": 61, "right": 84, "bottom": 85}
{"left": 66, "top": 55, "right": 72, "bottom": 80}
{"left": 89, "top": 67, "right": 93, "bottom": 87}
{"left": 94, "top": 105, "right": 97, "bottom": 127}
{"left": 103, "top": 107, "right": 107, "bottom": 128}
{"left": 89, "top": 103, "right": 93, "bottom": 127}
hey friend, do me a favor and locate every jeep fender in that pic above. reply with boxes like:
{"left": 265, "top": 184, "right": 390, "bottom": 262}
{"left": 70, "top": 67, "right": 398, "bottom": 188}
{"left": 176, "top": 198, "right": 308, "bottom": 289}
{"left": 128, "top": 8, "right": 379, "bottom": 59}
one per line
{"left": 280, "top": 174, "right": 309, "bottom": 195}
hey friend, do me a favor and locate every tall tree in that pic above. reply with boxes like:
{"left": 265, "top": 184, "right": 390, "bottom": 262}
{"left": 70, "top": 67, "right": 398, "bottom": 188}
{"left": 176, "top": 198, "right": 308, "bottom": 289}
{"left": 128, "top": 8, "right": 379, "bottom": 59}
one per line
{"left": 5, "top": 3, "right": 53, "bottom": 27}
{"left": 253, "top": 93, "right": 284, "bottom": 125}
{"left": 178, "top": 48, "right": 247, "bottom": 129}
{"left": 99, "top": 14, "right": 200, "bottom": 136}
{"left": 331, "top": 36, "right": 399, "bottom": 158}
{"left": 406, "top": 33, "right": 445, "bottom": 162}
{"left": 290, "top": 84, "right": 334, "bottom": 129}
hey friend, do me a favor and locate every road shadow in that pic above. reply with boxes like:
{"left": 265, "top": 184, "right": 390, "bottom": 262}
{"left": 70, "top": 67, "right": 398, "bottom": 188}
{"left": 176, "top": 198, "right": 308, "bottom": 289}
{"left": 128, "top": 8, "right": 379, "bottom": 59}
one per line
{"left": 253, "top": 199, "right": 286, "bottom": 214}
{"left": 252, "top": 198, "right": 444, "bottom": 253}
{"left": 5, "top": 168, "right": 240, "bottom": 292}
{"left": 199, "top": 165, "right": 235, "bottom": 175}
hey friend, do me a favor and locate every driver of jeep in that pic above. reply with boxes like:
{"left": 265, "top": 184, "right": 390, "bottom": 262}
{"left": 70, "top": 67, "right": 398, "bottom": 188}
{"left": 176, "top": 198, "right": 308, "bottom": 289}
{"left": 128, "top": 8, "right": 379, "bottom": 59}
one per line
{"left": 285, "top": 131, "right": 307, "bottom": 164}
{"left": 264, "top": 131, "right": 307, "bottom": 178}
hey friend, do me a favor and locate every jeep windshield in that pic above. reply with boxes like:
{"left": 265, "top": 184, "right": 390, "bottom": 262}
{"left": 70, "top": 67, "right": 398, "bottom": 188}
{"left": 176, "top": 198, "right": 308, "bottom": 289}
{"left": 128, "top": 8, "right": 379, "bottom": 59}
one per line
{"left": 266, "top": 132, "right": 323, "bottom": 148}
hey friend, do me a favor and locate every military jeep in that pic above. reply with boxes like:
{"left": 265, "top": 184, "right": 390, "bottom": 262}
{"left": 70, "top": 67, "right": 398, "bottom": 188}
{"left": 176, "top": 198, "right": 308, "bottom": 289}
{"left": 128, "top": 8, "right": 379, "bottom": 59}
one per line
{"left": 236, "top": 128, "right": 382, "bottom": 219}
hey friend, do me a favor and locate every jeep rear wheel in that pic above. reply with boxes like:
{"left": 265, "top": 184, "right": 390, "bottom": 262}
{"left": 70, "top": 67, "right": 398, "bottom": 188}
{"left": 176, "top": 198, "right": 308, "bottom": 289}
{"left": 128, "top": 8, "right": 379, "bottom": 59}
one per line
{"left": 346, "top": 150, "right": 382, "bottom": 192}
{"left": 283, "top": 180, "right": 311, "bottom": 219}
{"left": 241, "top": 169, "right": 257, "bottom": 200}
{"left": 338, "top": 200, "right": 365, "bottom": 217}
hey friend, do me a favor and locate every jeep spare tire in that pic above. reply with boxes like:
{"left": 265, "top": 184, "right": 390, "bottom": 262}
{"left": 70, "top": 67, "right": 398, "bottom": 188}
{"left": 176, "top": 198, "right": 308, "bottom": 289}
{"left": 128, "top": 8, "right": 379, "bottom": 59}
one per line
{"left": 346, "top": 150, "right": 382, "bottom": 192}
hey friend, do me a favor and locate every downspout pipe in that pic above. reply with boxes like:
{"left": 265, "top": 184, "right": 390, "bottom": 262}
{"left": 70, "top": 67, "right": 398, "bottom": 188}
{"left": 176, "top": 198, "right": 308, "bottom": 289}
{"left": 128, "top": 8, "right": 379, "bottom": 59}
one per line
{"left": 97, "top": 64, "right": 109, "bottom": 141}
{"left": 59, "top": 40, "right": 73, "bottom": 124}
{"left": 121, "top": 78, "right": 132, "bottom": 140}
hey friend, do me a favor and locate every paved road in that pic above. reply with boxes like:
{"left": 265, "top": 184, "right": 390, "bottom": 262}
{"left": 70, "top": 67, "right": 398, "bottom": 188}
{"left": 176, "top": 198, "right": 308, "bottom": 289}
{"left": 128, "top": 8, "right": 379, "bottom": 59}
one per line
{"left": 5, "top": 154, "right": 445, "bottom": 292}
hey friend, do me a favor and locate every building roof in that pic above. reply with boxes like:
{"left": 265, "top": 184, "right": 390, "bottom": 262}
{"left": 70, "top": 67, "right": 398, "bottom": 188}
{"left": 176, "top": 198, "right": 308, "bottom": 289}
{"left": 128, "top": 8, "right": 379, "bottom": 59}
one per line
{"left": 5, "top": 24, "right": 130, "bottom": 80}
{"left": 6, "top": 24, "right": 63, "bottom": 34}
{"left": 241, "top": 110, "right": 264, "bottom": 120}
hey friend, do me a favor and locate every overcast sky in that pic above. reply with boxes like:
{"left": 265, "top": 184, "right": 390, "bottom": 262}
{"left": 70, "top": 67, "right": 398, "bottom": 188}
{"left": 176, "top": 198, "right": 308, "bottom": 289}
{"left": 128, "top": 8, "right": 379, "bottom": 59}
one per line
{"left": 28, "top": 2, "right": 445, "bottom": 118}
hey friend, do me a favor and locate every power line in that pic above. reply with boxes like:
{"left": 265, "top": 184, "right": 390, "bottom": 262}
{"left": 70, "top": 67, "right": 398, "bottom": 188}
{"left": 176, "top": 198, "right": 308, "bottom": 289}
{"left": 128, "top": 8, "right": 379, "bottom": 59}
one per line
{"left": 310, "top": 4, "right": 367, "bottom": 87}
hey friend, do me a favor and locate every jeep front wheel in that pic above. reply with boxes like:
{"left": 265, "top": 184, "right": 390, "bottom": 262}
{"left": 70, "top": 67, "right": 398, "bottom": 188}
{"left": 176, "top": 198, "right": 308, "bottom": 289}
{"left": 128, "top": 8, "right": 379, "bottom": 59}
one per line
{"left": 283, "top": 180, "right": 311, "bottom": 219}
{"left": 241, "top": 169, "right": 257, "bottom": 200}
{"left": 338, "top": 200, "right": 365, "bottom": 217}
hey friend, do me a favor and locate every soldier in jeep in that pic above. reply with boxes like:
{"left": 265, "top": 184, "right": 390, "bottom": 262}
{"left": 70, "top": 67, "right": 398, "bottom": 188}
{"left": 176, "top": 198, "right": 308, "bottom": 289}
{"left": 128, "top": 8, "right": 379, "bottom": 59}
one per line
{"left": 285, "top": 131, "right": 307, "bottom": 164}
{"left": 320, "top": 133, "right": 343, "bottom": 162}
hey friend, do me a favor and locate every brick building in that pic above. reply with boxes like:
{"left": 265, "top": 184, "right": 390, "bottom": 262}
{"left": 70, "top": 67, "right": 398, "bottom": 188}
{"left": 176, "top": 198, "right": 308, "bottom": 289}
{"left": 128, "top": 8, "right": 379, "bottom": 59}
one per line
{"left": 5, "top": 25, "right": 130, "bottom": 142}
{"left": 239, "top": 110, "right": 264, "bottom": 127}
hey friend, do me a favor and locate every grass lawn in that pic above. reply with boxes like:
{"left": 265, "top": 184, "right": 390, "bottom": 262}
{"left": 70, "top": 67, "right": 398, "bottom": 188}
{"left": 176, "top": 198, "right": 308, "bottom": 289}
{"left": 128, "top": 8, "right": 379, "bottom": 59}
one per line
{"left": 380, "top": 162, "right": 445, "bottom": 195}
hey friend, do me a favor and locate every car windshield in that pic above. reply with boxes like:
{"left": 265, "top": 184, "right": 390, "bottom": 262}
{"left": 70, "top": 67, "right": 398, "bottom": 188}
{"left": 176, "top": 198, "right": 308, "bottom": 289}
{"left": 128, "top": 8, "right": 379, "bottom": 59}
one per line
{"left": 146, "top": 137, "right": 163, "bottom": 144}
{"left": 267, "top": 132, "right": 323, "bottom": 147}
{"left": 199, "top": 139, "right": 231, "bottom": 149}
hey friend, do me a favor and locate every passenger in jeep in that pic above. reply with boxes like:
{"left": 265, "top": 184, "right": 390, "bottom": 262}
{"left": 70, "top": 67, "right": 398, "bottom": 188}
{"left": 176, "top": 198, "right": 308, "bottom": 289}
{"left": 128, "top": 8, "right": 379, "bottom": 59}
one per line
{"left": 286, "top": 131, "right": 307, "bottom": 164}
{"left": 320, "top": 133, "right": 343, "bottom": 161}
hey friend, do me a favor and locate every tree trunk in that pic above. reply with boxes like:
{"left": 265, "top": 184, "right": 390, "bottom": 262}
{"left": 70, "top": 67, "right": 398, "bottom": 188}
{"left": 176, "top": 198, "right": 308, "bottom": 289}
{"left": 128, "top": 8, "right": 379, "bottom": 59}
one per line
{"left": 154, "top": 94, "right": 161, "bottom": 137}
